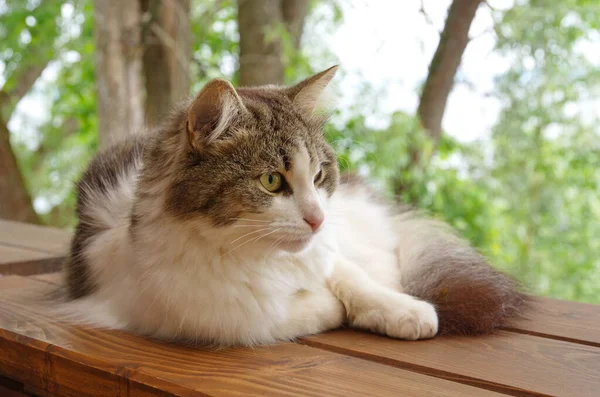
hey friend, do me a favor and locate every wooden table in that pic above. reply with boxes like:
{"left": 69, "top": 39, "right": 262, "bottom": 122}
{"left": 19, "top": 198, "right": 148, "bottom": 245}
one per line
{"left": 0, "top": 220, "right": 70, "bottom": 276}
{"left": 1, "top": 220, "right": 599, "bottom": 397}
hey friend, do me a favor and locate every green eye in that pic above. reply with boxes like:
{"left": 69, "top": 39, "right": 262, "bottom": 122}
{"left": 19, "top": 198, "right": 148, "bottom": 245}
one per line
{"left": 260, "top": 172, "right": 283, "bottom": 192}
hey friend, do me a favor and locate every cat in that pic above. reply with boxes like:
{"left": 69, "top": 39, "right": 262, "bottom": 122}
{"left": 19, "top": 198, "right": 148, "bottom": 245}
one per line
{"left": 63, "top": 66, "right": 524, "bottom": 346}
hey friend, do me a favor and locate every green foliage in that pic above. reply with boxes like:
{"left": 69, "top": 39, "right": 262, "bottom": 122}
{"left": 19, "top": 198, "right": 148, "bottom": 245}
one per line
{"left": 485, "top": 0, "right": 600, "bottom": 301}
{"left": 320, "top": 1, "right": 600, "bottom": 303}
{"left": 191, "top": 0, "right": 239, "bottom": 87}
{"left": 325, "top": 111, "right": 493, "bottom": 252}
{"left": 8, "top": 1, "right": 93, "bottom": 228}
{"left": 0, "top": 0, "right": 60, "bottom": 97}
{"left": 3, "top": 0, "right": 599, "bottom": 303}
{"left": 8, "top": 0, "right": 241, "bottom": 228}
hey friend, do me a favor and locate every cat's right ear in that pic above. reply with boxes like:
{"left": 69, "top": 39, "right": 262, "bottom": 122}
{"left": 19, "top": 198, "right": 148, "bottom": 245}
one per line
{"left": 186, "top": 79, "right": 245, "bottom": 152}
{"left": 285, "top": 65, "right": 338, "bottom": 116}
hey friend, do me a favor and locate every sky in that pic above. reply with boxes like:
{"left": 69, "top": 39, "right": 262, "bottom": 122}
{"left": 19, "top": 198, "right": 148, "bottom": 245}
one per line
{"left": 8, "top": 0, "right": 599, "bottom": 213}
{"left": 10, "top": 0, "right": 515, "bottom": 149}
{"left": 12, "top": 0, "right": 521, "bottom": 213}
{"left": 317, "top": 0, "right": 515, "bottom": 142}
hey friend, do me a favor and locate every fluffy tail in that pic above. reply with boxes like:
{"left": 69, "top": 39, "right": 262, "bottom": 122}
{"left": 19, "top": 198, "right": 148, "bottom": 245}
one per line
{"left": 393, "top": 213, "right": 526, "bottom": 335}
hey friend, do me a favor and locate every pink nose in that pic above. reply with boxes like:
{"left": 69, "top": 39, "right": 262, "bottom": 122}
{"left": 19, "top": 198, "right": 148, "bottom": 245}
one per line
{"left": 304, "top": 216, "right": 324, "bottom": 232}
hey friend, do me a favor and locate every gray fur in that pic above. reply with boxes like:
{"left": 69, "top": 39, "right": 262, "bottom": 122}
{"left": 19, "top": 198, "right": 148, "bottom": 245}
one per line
{"left": 68, "top": 138, "right": 143, "bottom": 298}
{"left": 66, "top": 72, "right": 523, "bottom": 337}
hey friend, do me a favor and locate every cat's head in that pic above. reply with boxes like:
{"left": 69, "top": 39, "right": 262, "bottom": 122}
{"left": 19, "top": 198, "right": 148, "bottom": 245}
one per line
{"left": 164, "top": 66, "right": 340, "bottom": 254}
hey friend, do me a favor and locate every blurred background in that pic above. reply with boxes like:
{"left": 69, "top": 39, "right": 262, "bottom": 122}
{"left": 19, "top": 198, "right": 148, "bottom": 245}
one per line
{"left": 1, "top": 0, "right": 598, "bottom": 303}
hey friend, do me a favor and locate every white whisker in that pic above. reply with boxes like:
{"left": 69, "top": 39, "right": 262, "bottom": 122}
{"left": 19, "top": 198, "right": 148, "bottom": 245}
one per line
{"left": 230, "top": 227, "right": 272, "bottom": 245}
{"left": 254, "top": 228, "right": 281, "bottom": 244}
{"left": 266, "top": 235, "right": 285, "bottom": 256}
{"left": 230, "top": 218, "right": 270, "bottom": 223}
{"left": 223, "top": 228, "right": 276, "bottom": 257}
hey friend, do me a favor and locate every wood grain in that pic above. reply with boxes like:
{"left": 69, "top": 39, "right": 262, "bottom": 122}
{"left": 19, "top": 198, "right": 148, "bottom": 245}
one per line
{"left": 0, "top": 256, "right": 65, "bottom": 276}
{"left": 504, "top": 296, "right": 600, "bottom": 347}
{"left": 302, "top": 329, "right": 600, "bottom": 397}
{"left": 0, "top": 220, "right": 71, "bottom": 255}
{"left": 0, "top": 275, "right": 48, "bottom": 290}
{"left": 0, "top": 384, "right": 29, "bottom": 397}
{"left": 0, "top": 374, "right": 28, "bottom": 397}
{"left": 3, "top": 221, "right": 599, "bottom": 396}
{"left": 0, "top": 276, "right": 505, "bottom": 397}
{"left": 30, "top": 272, "right": 63, "bottom": 285}
{"left": 31, "top": 274, "right": 600, "bottom": 348}
{"left": 0, "top": 245, "right": 52, "bottom": 265}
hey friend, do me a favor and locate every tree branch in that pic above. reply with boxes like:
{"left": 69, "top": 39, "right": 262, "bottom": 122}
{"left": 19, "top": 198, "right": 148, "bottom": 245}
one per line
{"left": 149, "top": 21, "right": 189, "bottom": 76}
{"left": 0, "top": 0, "right": 60, "bottom": 224}
{"left": 0, "top": 113, "right": 39, "bottom": 223}
{"left": 281, "top": 0, "right": 310, "bottom": 50}
{"left": 0, "top": 51, "right": 52, "bottom": 224}
{"left": 140, "top": 0, "right": 191, "bottom": 127}
{"left": 419, "top": 0, "right": 440, "bottom": 34}
{"left": 417, "top": 0, "right": 483, "bottom": 145}
{"left": 0, "top": 59, "right": 51, "bottom": 118}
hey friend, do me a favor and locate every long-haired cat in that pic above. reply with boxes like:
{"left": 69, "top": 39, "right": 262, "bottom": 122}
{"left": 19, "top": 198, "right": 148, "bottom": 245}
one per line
{"left": 64, "top": 66, "right": 524, "bottom": 346}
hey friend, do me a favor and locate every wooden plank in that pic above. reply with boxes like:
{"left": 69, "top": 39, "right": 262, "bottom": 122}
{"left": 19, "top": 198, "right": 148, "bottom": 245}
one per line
{"left": 0, "top": 256, "right": 65, "bottom": 276}
{"left": 0, "top": 385, "right": 28, "bottom": 397}
{"left": 0, "top": 374, "right": 28, "bottom": 397}
{"left": 301, "top": 329, "right": 600, "bottom": 397}
{"left": 0, "top": 220, "right": 71, "bottom": 255}
{"left": 26, "top": 273, "right": 600, "bottom": 348}
{"left": 0, "top": 277, "right": 506, "bottom": 397}
{"left": 0, "top": 275, "right": 49, "bottom": 290}
{"left": 0, "top": 245, "right": 52, "bottom": 265}
{"left": 30, "top": 272, "right": 63, "bottom": 285}
{"left": 0, "top": 221, "right": 69, "bottom": 274}
{"left": 504, "top": 296, "right": 600, "bottom": 347}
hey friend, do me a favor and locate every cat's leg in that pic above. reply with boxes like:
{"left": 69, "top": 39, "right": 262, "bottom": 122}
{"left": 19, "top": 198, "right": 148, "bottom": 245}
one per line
{"left": 327, "top": 255, "right": 438, "bottom": 340}
{"left": 272, "top": 285, "right": 346, "bottom": 341}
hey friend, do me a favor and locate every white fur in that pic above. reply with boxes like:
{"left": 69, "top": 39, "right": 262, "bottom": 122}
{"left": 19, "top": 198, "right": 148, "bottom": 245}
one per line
{"left": 292, "top": 66, "right": 338, "bottom": 115}
{"left": 64, "top": 147, "right": 438, "bottom": 346}
{"left": 206, "top": 92, "right": 244, "bottom": 144}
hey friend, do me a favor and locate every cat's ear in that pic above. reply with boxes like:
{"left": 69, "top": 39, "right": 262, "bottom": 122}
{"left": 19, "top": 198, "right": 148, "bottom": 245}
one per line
{"left": 286, "top": 65, "right": 338, "bottom": 116}
{"left": 187, "top": 78, "right": 245, "bottom": 151}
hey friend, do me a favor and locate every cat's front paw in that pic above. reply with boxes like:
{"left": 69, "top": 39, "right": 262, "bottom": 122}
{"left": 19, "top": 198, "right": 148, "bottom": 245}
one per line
{"left": 351, "top": 295, "right": 438, "bottom": 341}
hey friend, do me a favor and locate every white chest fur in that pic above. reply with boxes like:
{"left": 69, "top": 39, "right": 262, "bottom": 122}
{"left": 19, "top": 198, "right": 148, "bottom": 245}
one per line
{"left": 83, "top": 220, "right": 338, "bottom": 346}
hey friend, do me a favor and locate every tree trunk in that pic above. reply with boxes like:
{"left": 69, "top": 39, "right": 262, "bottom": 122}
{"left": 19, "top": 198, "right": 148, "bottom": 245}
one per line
{"left": 0, "top": 47, "right": 53, "bottom": 224}
{"left": 94, "top": 0, "right": 145, "bottom": 149}
{"left": 0, "top": 117, "right": 38, "bottom": 223}
{"left": 281, "top": 0, "right": 310, "bottom": 49}
{"left": 394, "top": 0, "right": 482, "bottom": 200}
{"left": 417, "top": 0, "right": 482, "bottom": 144}
{"left": 238, "top": 0, "right": 284, "bottom": 86}
{"left": 237, "top": 0, "right": 310, "bottom": 86}
{"left": 140, "top": 0, "right": 191, "bottom": 128}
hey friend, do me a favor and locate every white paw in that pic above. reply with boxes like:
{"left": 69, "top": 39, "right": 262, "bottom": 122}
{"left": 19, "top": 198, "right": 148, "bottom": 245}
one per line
{"left": 351, "top": 295, "right": 438, "bottom": 340}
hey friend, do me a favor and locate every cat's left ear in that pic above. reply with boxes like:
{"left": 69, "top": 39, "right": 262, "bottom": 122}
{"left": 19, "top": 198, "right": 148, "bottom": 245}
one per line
{"left": 187, "top": 78, "right": 246, "bottom": 152}
{"left": 285, "top": 65, "right": 338, "bottom": 116}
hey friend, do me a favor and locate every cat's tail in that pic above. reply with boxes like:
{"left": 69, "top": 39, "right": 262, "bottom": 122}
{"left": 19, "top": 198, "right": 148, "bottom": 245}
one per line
{"left": 392, "top": 211, "right": 526, "bottom": 335}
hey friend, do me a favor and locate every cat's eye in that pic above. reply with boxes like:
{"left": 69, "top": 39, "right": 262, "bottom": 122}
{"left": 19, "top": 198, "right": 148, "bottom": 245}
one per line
{"left": 314, "top": 170, "right": 324, "bottom": 185}
{"left": 260, "top": 172, "right": 283, "bottom": 192}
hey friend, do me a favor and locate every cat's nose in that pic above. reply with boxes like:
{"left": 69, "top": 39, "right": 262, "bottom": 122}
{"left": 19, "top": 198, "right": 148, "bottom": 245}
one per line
{"left": 304, "top": 215, "right": 324, "bottom": 232}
